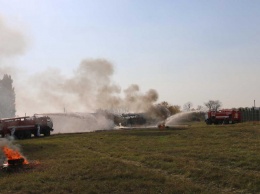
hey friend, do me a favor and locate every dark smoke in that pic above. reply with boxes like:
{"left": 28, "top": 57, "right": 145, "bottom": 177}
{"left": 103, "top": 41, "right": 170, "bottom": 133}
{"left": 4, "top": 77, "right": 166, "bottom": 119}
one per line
{"left": 124, "top": 84, "right": 158, "bottom": 113}
{"left": 149, "top": 104, "right": 171, "bottom": 120}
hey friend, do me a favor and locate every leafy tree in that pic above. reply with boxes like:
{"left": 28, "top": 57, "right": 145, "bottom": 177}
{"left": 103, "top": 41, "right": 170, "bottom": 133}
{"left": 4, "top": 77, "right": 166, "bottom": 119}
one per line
{"left": 168, "top": 105, "right": 181, "bottom": 115}
{"left": 0, "top": 74, "right": 16, "bottom": 118}
{"left": 159, "top": 101, "right": 181, "bottom": 115}
{"left": 204, "top": 100, "right": 222, "bottom": 111}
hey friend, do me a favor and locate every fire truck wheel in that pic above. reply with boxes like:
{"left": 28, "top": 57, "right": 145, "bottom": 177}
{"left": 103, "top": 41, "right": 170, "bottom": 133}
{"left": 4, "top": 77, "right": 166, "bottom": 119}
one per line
{"left": 14, "top": 131, "right": 24, "bottom": 139}
{"left": 206, "top": 119, "right": 212, "bottom": 125}
{"left": 224, "top": 119, "right": 229, "bottom": 124}
{"left": 44, "top": 129, "right": 50, "bottom": 136}
{"left": 33, "top": 132, "right": 38, "bottom": 137}
{"left": 24, "top": 131, "right": 31, "bottom": 139}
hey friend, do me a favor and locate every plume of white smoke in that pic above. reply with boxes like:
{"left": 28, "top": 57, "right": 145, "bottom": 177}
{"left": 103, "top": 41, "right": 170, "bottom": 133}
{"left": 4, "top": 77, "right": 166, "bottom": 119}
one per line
{"left": 0, "top": 15, "right": 164, "bottom": 132}
{"left": 16, "top": 59, "right": 120, "bottom": 113}
{"left": 14, "top": 58, "right": 163, "bottom": 132}
{"left": 0, "top": 16, "right": 26, "bottom": 58}
{"left": 0, "top": 16, "right": 27, "bottom": 119}
{"left": 16, "top": 59, "right": 159, "bottom": 116}
{"left": 0, "top": 15, "right": 27, "bottom": 75}
{"left": 47, "top": 112, "right": 114, "bottom": 134}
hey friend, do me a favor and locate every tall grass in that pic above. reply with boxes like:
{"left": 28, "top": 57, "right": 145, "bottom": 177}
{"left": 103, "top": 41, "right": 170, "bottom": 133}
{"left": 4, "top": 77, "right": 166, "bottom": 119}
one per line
{"left": 0, "top": 122, "right": 259, "bottom": 193}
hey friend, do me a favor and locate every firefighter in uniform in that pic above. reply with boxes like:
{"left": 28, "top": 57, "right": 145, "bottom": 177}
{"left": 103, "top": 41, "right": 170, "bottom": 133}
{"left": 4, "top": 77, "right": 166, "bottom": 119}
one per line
{"left": 37, "top": 125, "right": 41, "bottom": 137}
{"left": 11, "top": 127, "right": 16, "bottom": 136}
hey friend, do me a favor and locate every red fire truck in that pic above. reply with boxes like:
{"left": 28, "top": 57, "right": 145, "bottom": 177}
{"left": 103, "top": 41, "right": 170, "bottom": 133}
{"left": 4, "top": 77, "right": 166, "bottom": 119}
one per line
{"left": 205, "top": 109, "right": 241, "bottom": 125}
{"left": 0, "top": 115, "right": 54, "bottom": 139}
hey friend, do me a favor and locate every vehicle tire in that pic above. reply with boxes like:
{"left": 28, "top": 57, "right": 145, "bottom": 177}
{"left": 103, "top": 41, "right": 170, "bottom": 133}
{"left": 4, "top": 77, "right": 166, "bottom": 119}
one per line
{"left": 15, "top": 131, "right": 24, "bottom": 139}
{"left": 206, "top": 119, "right": 212, "bottom": 125}
{"left": 33, "top": 132, "right": 38, "bottom": 137}
{"left": 24, "top": 131, "right": 31, "bottom": 139}
{"left": 44, "top": 129, "right": 50, "bottom": 136}
{"left": 223, "top": 118, "right": 228, "bottom": 124}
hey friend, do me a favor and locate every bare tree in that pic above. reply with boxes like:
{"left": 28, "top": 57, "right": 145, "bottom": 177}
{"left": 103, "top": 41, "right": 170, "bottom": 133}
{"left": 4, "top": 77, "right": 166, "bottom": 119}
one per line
{"left": 197, "top": 105, "right": 203, "bottom": 111}
{"left": 196, "top": 105, "right": 207, "bottom": 112}
{"left": 204, "top": 100, "right": 222, "bottom": 111}
{"left": 183, "top": 102, "right": 193, "bottom": 111}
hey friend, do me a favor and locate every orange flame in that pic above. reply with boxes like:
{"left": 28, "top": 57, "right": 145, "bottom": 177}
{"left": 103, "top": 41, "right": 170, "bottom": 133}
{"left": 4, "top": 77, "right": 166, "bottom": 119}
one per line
{"left": 2, "top": 146, "right": 29, "bottom": 164}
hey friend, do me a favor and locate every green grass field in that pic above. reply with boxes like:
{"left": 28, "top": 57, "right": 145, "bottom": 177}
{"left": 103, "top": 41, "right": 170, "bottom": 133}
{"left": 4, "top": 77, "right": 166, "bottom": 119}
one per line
{"left": 0, "top": 122, "right": 259, "bottom": 194}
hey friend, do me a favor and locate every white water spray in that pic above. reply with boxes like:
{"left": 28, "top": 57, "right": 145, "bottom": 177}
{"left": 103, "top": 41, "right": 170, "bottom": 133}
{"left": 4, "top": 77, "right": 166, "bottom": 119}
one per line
{"left": 46, "top": 112, "right": 114, "bottom": 134}
{"left": 165, "top": 111, "right": 195, "bottom": 126}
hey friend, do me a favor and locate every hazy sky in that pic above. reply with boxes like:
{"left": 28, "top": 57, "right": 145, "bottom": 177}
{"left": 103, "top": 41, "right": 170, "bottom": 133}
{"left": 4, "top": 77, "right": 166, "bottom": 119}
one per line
{"left": 0, "top": 0, "right": 259, "bottom": 112}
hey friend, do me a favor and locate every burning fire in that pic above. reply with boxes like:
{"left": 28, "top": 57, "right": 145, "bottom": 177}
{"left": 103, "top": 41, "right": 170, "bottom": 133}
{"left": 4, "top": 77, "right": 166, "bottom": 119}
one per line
{"left": 2, "top": 146, "right": 29, "bottom": 164}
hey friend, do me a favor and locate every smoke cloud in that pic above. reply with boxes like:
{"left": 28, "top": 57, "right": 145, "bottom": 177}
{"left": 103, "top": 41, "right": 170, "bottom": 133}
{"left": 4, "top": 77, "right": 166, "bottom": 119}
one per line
{"left": 0, "top": 16, "right": 26, "bottom": 58}
{"left": 16, "top": 59, "right": 159, "bottom": 116}
{"left": 0, "top": 15, "right": 164, "bottom": 132}
{"left": 0, "top": 15, "right": 27, "bottom": 79}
